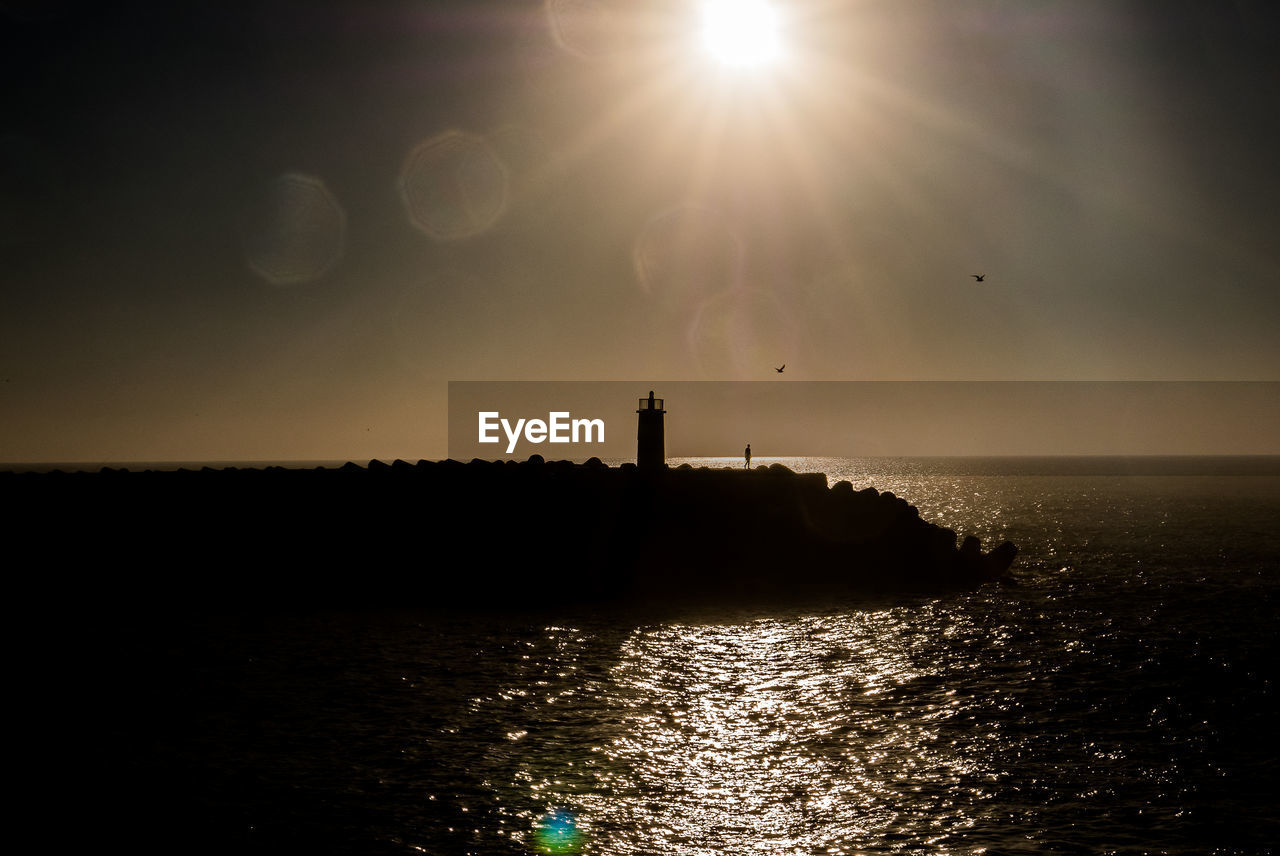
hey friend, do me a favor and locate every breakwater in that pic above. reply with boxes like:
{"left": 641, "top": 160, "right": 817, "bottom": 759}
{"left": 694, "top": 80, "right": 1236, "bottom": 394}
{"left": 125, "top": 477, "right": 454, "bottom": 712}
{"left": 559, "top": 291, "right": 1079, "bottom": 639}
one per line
{"left": 4, "top": 457, "right": 1016, "bottom": 610}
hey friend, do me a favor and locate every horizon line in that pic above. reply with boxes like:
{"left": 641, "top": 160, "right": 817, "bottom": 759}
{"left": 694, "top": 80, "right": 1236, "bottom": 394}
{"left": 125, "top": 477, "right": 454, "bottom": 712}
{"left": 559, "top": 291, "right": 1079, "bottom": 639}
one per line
{"left": 6, "top": 452, "right": 1280, "bottom": 474}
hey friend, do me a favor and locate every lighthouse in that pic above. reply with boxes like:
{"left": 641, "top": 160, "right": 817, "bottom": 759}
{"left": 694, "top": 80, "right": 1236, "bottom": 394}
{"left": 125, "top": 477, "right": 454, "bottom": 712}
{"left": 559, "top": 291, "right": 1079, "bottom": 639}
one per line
{"left": 636, "top": 390, "right": 666, "bottom": 470}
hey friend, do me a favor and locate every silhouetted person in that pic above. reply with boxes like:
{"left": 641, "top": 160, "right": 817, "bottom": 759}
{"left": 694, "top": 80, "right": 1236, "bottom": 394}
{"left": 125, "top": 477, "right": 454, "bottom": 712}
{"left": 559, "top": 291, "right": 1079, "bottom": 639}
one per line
{"left": 744, "top": 443, "right": 751, "bottom": 469}
{"left": 648, "top": 390, "right": 655, "bottom": 408}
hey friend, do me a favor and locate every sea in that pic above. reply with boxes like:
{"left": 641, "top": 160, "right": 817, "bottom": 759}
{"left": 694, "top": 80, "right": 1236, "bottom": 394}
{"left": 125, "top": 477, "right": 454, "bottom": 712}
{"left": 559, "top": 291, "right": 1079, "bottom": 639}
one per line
{"left": 68, "top": 456, "right": 1279, "bottom": 855}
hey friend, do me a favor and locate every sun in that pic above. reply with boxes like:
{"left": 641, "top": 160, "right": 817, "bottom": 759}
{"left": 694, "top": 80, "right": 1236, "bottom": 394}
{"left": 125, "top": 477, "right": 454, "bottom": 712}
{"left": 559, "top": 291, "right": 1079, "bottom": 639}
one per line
{"left": 700, "top": 0, "right": 782, "bottom": 68}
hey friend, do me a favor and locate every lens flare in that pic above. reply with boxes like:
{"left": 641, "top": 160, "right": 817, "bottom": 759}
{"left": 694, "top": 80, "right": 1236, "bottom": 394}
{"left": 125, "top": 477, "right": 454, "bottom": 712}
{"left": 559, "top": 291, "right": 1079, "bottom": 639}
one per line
{"left": 545, "top": 0, "right": 620, "bottom": 60}
{"left": 399, "top": 130, "right": 509, "bottom": 241}
{"left": 243, "top": 172, "right": 346, "bottom": 286}
{"left": 533, "top": 808, "right": 582, "bottom": 854}
{"left": 686, "top": 287, "right": 798, "bottom": 379}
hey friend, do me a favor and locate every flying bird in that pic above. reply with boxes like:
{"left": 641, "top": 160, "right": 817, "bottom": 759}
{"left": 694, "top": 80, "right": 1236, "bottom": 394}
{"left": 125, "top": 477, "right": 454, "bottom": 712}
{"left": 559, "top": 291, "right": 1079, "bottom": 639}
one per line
{"left": 971, "top": 274, "right": 986, "bottom": 282}
{"left": 775, "top": 364, "right": 785, "bottom": 373}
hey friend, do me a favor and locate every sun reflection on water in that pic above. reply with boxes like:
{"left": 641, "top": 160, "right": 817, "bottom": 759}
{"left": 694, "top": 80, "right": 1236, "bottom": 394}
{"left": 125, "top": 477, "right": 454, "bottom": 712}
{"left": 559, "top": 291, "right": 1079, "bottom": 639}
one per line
{"left": 554, "top": 611, "right": 996, "bottom": 854}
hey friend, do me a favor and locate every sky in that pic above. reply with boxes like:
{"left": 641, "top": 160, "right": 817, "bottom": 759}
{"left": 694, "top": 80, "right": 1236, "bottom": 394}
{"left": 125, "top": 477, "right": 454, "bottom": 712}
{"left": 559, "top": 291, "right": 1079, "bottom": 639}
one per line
{"left": 2, "top": 0, "right": 1278, "bottom": 464}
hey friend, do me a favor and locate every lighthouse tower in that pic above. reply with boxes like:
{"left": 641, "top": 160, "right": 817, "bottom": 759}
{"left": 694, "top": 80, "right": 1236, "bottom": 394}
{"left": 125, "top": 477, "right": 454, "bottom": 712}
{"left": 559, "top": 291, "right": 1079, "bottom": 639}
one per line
{"left": 636, "top": 390, "right": 666, "bottom": 470}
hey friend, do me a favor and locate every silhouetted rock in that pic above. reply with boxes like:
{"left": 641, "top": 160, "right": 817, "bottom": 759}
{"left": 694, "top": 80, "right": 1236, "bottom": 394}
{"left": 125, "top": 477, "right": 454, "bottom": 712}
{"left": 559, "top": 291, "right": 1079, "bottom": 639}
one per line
{"left": 1, "top": 459, "right": 1019, "bottom": 611}
{"left": 984, "top": 540, "right": 1020, "bottom": 578}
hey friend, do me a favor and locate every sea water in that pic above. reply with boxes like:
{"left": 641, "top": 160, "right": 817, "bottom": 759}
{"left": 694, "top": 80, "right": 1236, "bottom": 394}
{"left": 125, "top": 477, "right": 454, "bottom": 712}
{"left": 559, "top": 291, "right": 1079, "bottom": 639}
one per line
{"left": 89, "top": 457, "right": 1279, "bottom": 855}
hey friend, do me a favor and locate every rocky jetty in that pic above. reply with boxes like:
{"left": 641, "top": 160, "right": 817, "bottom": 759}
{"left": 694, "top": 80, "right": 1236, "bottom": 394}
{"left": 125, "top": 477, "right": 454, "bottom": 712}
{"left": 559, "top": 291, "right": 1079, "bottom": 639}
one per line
{"left": 4, "top": 458, "right": 1016, "bottom": 610}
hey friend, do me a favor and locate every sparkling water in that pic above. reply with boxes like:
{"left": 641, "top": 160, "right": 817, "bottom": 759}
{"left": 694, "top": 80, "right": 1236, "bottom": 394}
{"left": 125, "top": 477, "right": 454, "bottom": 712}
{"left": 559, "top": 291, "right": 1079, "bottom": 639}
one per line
{"left": 84, "top": 457, "right": 1279, "bottom": 855}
